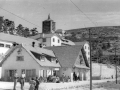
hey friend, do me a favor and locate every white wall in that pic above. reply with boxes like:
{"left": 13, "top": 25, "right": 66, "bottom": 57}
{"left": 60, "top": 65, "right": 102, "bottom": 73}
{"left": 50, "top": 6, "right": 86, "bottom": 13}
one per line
{"left": 83, "top": 43, "right": 90, "bottom": 62}
{"left": 87, "top": 63, "right": 116, "bottom": 79}
{"left": 0, "top": 41, "right": 12, "bottom": 55}
{"left": 59, "top": 68, "right": 72, "bottom": 78}
{"left": 51, "top": 36, "right": 61, "bottom": 46}
{"left": 2, "top": 47, "right": 41, "bottom": 78}
{"left": 0, "top": 67, "right": 1, "bottom": 79}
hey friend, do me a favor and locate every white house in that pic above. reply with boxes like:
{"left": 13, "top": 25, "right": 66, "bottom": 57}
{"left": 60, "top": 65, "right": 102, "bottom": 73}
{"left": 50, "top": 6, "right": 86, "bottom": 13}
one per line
{"left": 29, "top": 33, "right": 75, "bottom": 47}
{"left": 0, "top": 43, "right": 60, "bottom": 81}
{"left": 46, "top": 45, "right": 90, "bottom": 81}
{"left": 0, "top": 33, "right": 41, "bottom": 57}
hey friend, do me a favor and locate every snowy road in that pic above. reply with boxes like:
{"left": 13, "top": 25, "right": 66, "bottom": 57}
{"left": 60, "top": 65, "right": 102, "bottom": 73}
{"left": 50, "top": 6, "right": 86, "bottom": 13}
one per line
{"left": 0, "top": 79, "right": 118, "bottom": 90}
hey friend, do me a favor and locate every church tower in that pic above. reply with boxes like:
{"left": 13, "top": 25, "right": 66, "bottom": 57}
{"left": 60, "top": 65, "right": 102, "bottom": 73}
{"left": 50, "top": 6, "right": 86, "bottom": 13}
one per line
{"left": 42, "top": 14, "right": 56, "bottom": 34}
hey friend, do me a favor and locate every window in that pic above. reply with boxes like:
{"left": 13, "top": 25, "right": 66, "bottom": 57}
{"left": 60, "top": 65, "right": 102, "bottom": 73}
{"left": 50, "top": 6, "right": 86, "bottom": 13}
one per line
{"left": 51, "top": 57, "right": 57, "bottom": 62}
{"left": 39, "top": 70, "right": 43, "bottom": 77}
{"left": 58, "top": 39, "right": 60, "bottom": 43}
{"left": 0, "top": 43, "right": 4, "bottom": 47}
{"left": 43, "top": 38, "right": 46, "bottom": 42}
{"left": 79, "top": 55, "right": 84, "bottom": 64}
{"left": 5, "top": 44, "right": 11, "bottom": 48}
{"left": 53, "top": 38, "right": 55, "bottom": 42}
{"left": 51, "top": 58, "right": 55, "bottom": 62}
{"left": 88, "top": 52, "right": 90, "bottom": 55}
{"left": 26, "top": 69, "right": 36, "bottom": 77}
{"left": 16, "top": 56, "right": 24, "bottom": 61}
{"left": 47, "top": 70, "right": 51, "bottom": 77}
{"left": 88, "top": 46, "right": 90, "bottom": 50}
{"left": 40, "top": 56, "right": 45, "bottom": 61}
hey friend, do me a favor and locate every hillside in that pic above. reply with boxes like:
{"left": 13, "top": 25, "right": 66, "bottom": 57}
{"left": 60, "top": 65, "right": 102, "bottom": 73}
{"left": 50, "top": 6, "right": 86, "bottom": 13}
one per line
{"left": 65, "top": 26, "right": 120, "bottom": 42}
{"left": 65, "top": 26, "right": 120, "bottom": 64}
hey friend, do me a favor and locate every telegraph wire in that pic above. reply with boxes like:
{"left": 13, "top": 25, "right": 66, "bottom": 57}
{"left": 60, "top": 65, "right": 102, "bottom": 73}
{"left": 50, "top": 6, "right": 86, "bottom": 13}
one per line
{"left": 0, "top": 7, "right": 42, "bottom": 28}
{"left": 69, "top": 0, "right": 97, "bottom": 27}
{"left": 69, "top": 0, "right": 120, "bottom": 31}
{"left": 69, "top": 1, "right": 94, "bottom": 90}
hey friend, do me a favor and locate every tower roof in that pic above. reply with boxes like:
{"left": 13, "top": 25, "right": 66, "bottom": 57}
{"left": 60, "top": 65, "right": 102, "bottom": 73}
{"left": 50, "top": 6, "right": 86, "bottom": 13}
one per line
{"left": 48, "top": 14, "right": 50, "bottom": 20}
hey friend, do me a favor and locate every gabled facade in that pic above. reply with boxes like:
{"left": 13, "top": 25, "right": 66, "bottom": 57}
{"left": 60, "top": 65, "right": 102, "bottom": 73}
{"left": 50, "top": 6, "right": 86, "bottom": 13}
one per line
{"left": 46, "top": 45, "right": 90, "bottom": 81}
{"left": 0, "top": 44, "right": 60, "bottom": 81}
{"left": 29, "top": 33, "right": 75, "bottom": 47}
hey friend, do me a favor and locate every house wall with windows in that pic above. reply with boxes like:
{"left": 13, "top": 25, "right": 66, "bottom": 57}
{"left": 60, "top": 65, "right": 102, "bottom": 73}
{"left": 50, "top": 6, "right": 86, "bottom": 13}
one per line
{"left": 2, "top": 47, "right": 39, "bottom": 81}
{"left": 58, "top": 50, "right": 89, "bottom": 81}
{"left": 1, "top": 47, "right": 60, "bottom": 81}
{"left": 59, "top": 67, "right": 88, "bottom": 82}
{"left": 42, "top": 38, "right": 51, "bottom": 46}
{"left": 83, "top": 42, "right": 90, "bottom": 63}
{"left": 51, "top": 36, "right": 61, "bottom": 46}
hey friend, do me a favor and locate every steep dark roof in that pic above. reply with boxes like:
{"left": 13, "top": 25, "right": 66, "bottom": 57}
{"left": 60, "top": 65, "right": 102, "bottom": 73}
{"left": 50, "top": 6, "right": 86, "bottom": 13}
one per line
{"left": 45, "top": 45, "right": 82, "bottom": 67}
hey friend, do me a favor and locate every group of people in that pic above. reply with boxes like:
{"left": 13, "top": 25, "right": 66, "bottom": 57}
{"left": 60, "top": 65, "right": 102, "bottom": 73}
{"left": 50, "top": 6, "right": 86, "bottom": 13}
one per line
{"left": 60, "top": 73, "right": 71, "bottom": 82}
{"left": 29, "top": 77, "right": 40, "bottom": 90}
{"left": 13, "top": 71, "right": 40, "bottom": 90}
{"left": 73, "top": 72, "right": 80, "bottom": 81}
{"left": 13, "top": 71, "right": 80, "bottom": 90}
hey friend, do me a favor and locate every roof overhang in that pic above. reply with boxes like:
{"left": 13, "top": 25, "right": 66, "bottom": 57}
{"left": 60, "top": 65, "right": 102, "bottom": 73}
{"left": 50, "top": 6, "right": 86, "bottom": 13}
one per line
{"left": 74, "top": 65, "right": 90, "bottom": 69}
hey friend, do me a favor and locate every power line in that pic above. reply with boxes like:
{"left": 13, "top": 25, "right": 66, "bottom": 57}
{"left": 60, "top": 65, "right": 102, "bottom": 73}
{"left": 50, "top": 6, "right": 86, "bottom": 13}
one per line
{"left": 0, "top": 7, "right": 42, "bottom": 28}
{"left": 69, "top": 0, "right": 120, "bottom": 30}
{"left": 69, "top": 1, "right": 93, "bottom": 90}
{"left": 69, "top": 0, "right": 120, "bottom": 32}
{"left": 69, "top": 0, "right": 97, "bottom": 27}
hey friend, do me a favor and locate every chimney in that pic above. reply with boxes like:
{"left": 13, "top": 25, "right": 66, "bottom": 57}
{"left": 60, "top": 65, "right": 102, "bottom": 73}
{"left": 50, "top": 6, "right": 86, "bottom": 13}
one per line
{"left": 39, "top": 43, "right": 42, "bottom": 48}
{"left": 32, "top": 42, "right": 35, "bottom": 47}
{"left": 13, "top": 42, "right": 18, "bottom": 46}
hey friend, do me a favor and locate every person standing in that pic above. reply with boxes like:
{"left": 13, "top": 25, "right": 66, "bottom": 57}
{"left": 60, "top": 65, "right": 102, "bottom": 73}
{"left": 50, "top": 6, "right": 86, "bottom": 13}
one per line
{"left": 20, "top": 71, "right": 26, "bottom": 90}
{"left": 62, "top": 73, "right": 65, "bottom": 83}
{"left": 35, "top": 77, "right": 40, "bottom": 90}
{"left": 29, "top": 78, "right": 36, "bottom": 90}
{"left": 13, "top": 70, "right": 18, "bottom": 90}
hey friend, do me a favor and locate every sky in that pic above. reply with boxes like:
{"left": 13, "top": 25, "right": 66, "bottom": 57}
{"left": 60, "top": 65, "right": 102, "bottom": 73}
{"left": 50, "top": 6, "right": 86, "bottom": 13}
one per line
{"left": 0, "top": 0, "right": 120, "bottom": 33}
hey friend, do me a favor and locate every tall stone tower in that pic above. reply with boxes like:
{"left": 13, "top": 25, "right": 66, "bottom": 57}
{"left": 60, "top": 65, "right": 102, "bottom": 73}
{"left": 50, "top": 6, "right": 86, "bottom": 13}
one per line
{"left": 42, "top": 14, "right": 56, "bottom": 34}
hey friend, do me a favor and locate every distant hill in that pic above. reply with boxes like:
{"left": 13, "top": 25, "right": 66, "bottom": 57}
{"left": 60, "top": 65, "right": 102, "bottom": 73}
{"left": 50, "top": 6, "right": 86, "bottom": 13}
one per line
{"left": 65, "top": 26, "right": 120, "bottom": 42}
{"left": 64, "top": 26, "right": 120, "bottom": 65}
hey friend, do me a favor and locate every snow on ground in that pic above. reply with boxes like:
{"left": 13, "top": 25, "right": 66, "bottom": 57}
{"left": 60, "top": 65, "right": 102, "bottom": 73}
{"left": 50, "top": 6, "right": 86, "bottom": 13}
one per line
{"left": 0, "top": 79, "right": 119, "bottom": 90}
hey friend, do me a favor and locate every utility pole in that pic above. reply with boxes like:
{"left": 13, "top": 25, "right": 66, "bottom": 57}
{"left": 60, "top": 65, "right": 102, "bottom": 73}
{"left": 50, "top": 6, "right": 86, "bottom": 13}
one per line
{"left": 115, "top": 46, "right": 117, "bottom": 84}
{"left": 89, "top": 29, "right": 92, "bottom": 90}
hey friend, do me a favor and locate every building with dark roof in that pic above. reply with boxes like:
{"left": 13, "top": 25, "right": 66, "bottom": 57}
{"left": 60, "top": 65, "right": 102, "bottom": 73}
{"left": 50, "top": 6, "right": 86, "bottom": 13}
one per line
{"left": 29, "top": 15, "right": 75, "bottom": 47}
{"left": 45, "top": 45, "right": 90, "bottom": 81}
{"left": 0, "top": 32, "right": 42, "bottom": 58}
{"left": 0, "top": 44, "right": 60, "bottom": 81}
{"left": 29, "top": 33, "right": 75, "bottom": 47}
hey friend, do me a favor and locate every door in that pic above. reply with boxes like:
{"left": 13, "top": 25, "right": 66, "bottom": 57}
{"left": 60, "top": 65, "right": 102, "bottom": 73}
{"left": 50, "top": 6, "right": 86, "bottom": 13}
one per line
{"left": 4, "top": 70, "right": 8, "bottom": 81}
{"left": 26, "top": 69, "right": 36, "bottom": 81}
{"left": 26, "top": 70, "right": 32, "bottom": 81}
{"left": 9, "top": 70, "right": 16, "bottom": 81}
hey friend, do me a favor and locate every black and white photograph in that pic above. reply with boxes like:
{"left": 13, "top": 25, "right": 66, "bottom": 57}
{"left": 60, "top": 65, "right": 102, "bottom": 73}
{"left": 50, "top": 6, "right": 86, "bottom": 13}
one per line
{"left": 0, "top": 0, "right": 120, "bottom": 90}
